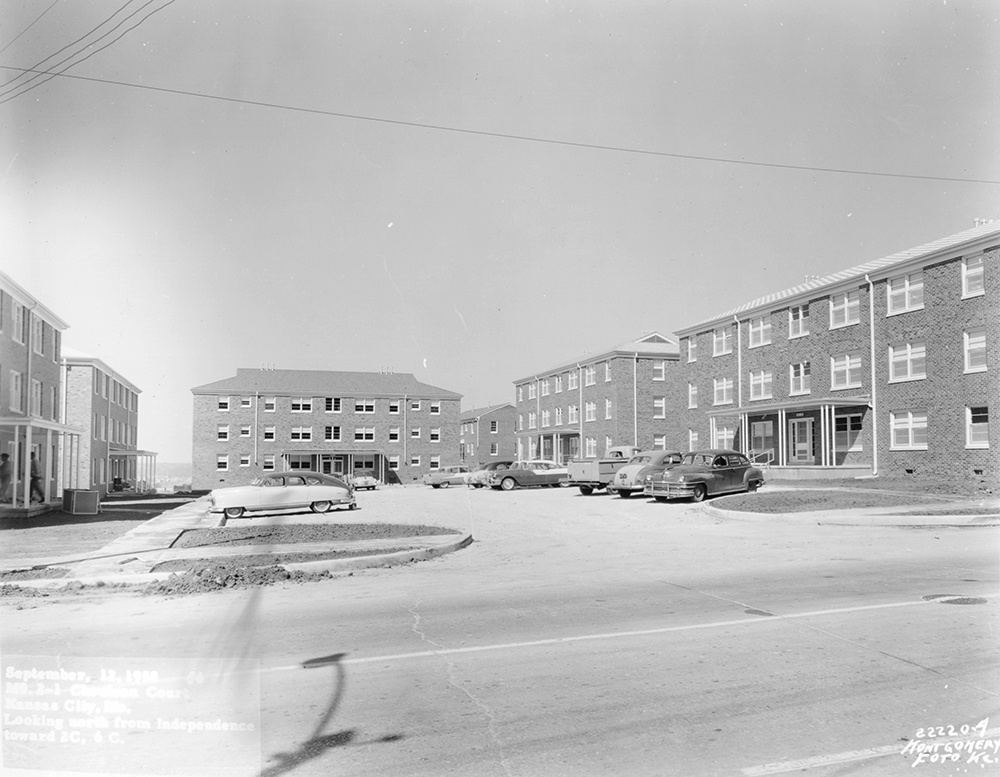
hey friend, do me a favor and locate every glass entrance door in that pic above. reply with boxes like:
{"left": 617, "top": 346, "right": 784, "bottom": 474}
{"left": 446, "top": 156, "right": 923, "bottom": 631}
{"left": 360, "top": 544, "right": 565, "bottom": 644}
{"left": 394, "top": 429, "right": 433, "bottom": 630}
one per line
{"left": 789, "top": 419, "right": 814, "bottom": 464}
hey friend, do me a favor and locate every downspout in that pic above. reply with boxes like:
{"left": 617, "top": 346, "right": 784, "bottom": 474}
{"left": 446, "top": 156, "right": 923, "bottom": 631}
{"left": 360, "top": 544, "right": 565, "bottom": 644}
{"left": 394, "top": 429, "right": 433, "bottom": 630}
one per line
{"left": 633, "top": 353, "right": 638, "bottom": 447}
{"left": 403, "top": 394, "right": 408, "bottom": 477}
{"left": 577, "top": 364, "right": 584, "bottom": 456}
{"left": 865, "top": 275, "right": 879, "bottom": 475}
{"left": 734, "top": 316, "right": 743, "bottom": 452}
{"left": 24, "top": 304, "right": 37, "bottom": 505}
{"left": 535, "top": 376, "right": 541, "bottom": 458}
{"left": 254, "top": 391, "right": 259, "bottom": 466}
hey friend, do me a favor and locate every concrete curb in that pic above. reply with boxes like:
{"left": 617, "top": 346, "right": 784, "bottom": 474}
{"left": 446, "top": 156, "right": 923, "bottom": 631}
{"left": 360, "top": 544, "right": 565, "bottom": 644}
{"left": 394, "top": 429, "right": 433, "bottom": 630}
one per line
{"left": 700, "top": 502, "right": 1000, "bottom": 527}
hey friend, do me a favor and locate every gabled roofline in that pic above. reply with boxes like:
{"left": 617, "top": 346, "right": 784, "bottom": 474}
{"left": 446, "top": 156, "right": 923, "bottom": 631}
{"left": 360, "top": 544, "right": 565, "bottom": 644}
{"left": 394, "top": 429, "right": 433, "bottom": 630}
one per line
{"left": 0, "top": 270, "right": 71, "bottom": 330}
{"left": 461, "top": 403, "right": 514, "bottom": 421}
{"left": 62, "top": 353, "right": 142, "bottom": 394}
{"left": 513, "top": 332, "right": 679, "bottom": 385}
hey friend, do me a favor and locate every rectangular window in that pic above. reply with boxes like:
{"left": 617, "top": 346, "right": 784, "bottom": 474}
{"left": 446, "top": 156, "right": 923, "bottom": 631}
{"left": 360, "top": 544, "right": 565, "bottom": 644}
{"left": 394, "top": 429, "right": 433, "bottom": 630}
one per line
{"left": 605, "top": 435, "right": 613, "bottom": 453}
{"left": 30, "top": 379, "right": 42, "bottom": 415}
{"left": 688, "top": 383, "right": 698, "bottom": 409}
{"left": 490, "top": 443, "right": 498, "bottom": 456}
{"left": 240, "top": 396, "right": 252, "bottom": 408}
{"left": 688, "top": 339, "right": 697, "bottom": 363}
{"left": 290, "top": 426, "right": 312, "bottom": 441}
{"left": 216, "top": 455, "right": 228, "bottom": 471}
{"left": 410, "top": 455, "right": 421, "bottom": 467}
{"left": 555, "top": 375, "right": 563, "bottom": 393}
{"left": 963, "top": 255, "right": 985, "bottom": 298}
{"left": 585, "top": 437, "right": 597, "bottom": 457}
{"left": 714, "top": 425, "right": 735, "bottom": 449}
{"left": 217, "top": 425, "right": 229, "bottom": 441}
{"left": 218, "top": 396, "right": 230, "bottom": 411}
{"left": 585, "top": 401, "right": 596, "bottom": 422}
{"left": 749, "top": 370, "right": 773, "bottom": 400}
{"left": 410, "top": 400, "right": 421, "bottom": 411}
{"left": 568, "top": 405, "right": 579, "bottom": 424}
{"left": 790, "top": 362, "right": 811, "bottom": 395}
{"left": 584, "top": 366, "right": 596, "bottom": 386}
{"left": 605, "top": 362, "right": 612, "bottom": 382}
{"left": 325, "top": 397, "right": 342, "bottom": 413}
{"left": 389, "top": 401, "right": 400, "bottom": 414}
{"left": 653, "top": 396, "right": 666, "bottom": 419}
{"left": 749, "top": 315, "right": 772, "bottom": 348}
{"left": 388, "top": 456, "right": 399, "bottom": 471}
{"left": 889, "top": 342, "right": 926, "bottom": 382}
{"left": 240, "top": 454, "right": 250, "bottom": 468}
{"left": 835, "top": 414, "right": 863, "bottom": 451}
{"left": 263, "top": 454, "right": 275, "bottom": 471}
{"left": 688, "top": 429, "right": 699, "bottom": 451}
{"left": 411, "top": 427, "right": 421, "bottom": 439}
{"left": 830, "top": 290, "right": 860, "bottom": 328}
{"left": 713, "top": 377, "right": 733, "bottom": 405}
{"left": 541, "top": 379, "right": 550, "bottom": 396}
{"left": 653, "top": 434, "right": 666, "bottom": 450}
{"left": 240, "top": 425, "right": 251, "bottom": 438}
{"left": 890, "top": 410, "right": 928, "bottom": 450}
{"left": 519, "top": 415, "right": 524, "bottom": 430}
{"left": 541, "top": 410, "right": 550, "bottom": 428}
{"left": 263, "top": 397, "right": 275, "bottom": 412}
{"left": 713, "top": 327, "right": 732, "bottom": 356}
{"left": 568, "top": 371, "right": 579, "bottom": 390}
{"left": 291, "top": 398, "right": 313, "bottom": 413}
{"left": 430, "top": 402, "right": 441, "bottom": 415}
{"left": 490, "top": 420, "right": 498, "bottom": 433}
{"left": 605, "top": 398, "right": 612, "bottom": 420}
{"left": 528, "top": 383, "right": 537, "bottom": 399}
{"left": 12, "top": 301, "right": 25, "bottom": 344}
{"left": 789, "top": 305, "right": 810, "bottom": 338}
{"left": 653, "top": 360, "right": 666, "bottom": 381}
{"left": 555, "top": 407, "right": 563, "bottom": 426}
{"left": 887, "top": 272, "right": 924, "bottom": 315}
{"left": 32, "top": 315, "right": 43, "bottom": 355}
{"left": 518, "top": 386, "right": 524, "bottom": 403}
{"left": 967, "top": 407, "right": 989, "bottom": 448}
{"left": 263, "top": 425, "right": 275, "bottom": 441}
{"left": 528, "top": 412, "right": 537, "bottom": 429}
{"left": 325, "top": 426, "right": 341, "bottom": 441}
{"left": 355, "top": 427, "right": 374, "bottom": 441}
{"left": 355, "top": 399, "right": 375, "bottom": 414}
{"left": 430, "top": 427, "right": 441, "bottom": 441}
{"left": 430, "top": 456, "right": 440, "bottom": 470}
{"left": 965, "top": 328, "right": 987, "bottom": 373}
{"left": 389, "top": 427, "right": 400, "bottom": 441}
{"left": 831, "top": 352, "right": 862, "bottom": 389}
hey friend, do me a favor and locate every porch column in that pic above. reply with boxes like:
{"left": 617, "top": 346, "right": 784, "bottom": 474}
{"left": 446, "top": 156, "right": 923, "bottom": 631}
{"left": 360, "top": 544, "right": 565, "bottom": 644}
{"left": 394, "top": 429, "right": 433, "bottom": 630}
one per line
{"left": 21, "top": 424, "right": 32, "bottom": 508}
{"left": 44, "top": 429, "right": 53, "bottom": 503}
{"left": 777, "top": 410, "right": 785, "bottom": 466}
{"left": 831, "top": 408, "right": 838, "bottom": 467}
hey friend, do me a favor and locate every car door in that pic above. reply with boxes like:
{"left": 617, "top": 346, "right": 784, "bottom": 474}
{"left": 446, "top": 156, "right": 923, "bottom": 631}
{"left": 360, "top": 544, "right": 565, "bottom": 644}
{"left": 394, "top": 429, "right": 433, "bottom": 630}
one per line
{"left": 728, "top": 454, "right": 751, "bottom": 491}
{"left": 710, "top": 455, "right": 735, "bottom": 494}
{"left": 267, "top": 474, "right": 308, "bottom": 509}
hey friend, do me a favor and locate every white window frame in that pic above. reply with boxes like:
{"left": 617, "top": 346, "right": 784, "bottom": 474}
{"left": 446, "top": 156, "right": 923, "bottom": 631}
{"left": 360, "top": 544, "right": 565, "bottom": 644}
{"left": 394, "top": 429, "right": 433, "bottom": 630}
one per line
{"left": 713, "top": 377, "right": 733, "bottom": 406}
{"left": 410, "top": 455, "right": 421, "bottom": 467}
{"left": 354, "top": 427, "right": 375, "bottom": 441}
{"left": 240, "top": 425, "right": 251, "bottom": 438}
{"left": 688, "top": 429, "right": 699, "bottom": 451}
{"left": 555, "top": 407, "right": 563, "bottom": 426}
{"left": 688, "top": 383, "right": 698, "bottom": 409}
{"left": 291, "top": 397, "right": 313, "bottom": 413}
{"left": 585, "top": 401, "right": 596, "bottom": 422}
{"left": 568, "top": 371, "right": 579, "bottom": 390}
{"left": 713, "top": 327, "right": 732, "bottom": 356}
{"left": 829, "top": 290, "right": 860, "bottom": 329}
{"left": 490, "top": 420, "right": 498, "bottom": 433}
{"left": 290, "top": 426, "right": 313, "bottom": 441}
{"left": 554, "top": 375, "right": 563, "bottom": 393}
{"left": 831, "top": 352, "right": 862, "bottom": 390}
{"left": 541, "top": 379, "right": 550, "bottom": 396}
{"left": 240, "top": 396, "right": 252, "bottom": 408}
{"left": 688, "top": 339, "right": 697, "bottom": 363}
{"left": 584, "top": 365, "right": 596, "bottom": 386}
{"left": 12, "top": 301, "right": 25, "bottom": 344}
{"left": 410, "top": 400, "right": 422, "bottom": 411}
{"left": 887, "top": 272, "right": 924, "bottom": 316}
{"left": 748, "top": 315, "right": 772, "bottom": 348}
{"left": 605, "top": 362, "right": 612, "bottom": 382}
{"left": 430, "top": 402, "right": 441, "bottom": 415}
{"left": 263, "top": 425, "right": 275, "bottom": 441}
{"left": 963, "top": 254, "right": 985, "bottom": 298}
{"left": 263, "top": 454, "right": 275, "bottom": 471}
{"left": 263, "top": 397, "right": 276, "bottom": 412}
{"left": 890, "top": 410, "right": 928, "bottom": 451}
{"left": 653, "top": 360, "right": 666, "bottom": 381}
{"left": 411, "top": 427, "right": 421, "bottom": 439}
{"left": 429, "top": 456, "right": 440, "bottom": 470}
{"left": 967, "top": 406, "right": 989, "bottom": 449}
{"left": 490, "top": 443, "right": 499, "bottom": 456}
{"left": 748, "top": 370, "right": 773, "bottom": 400}
{"left": 528, "top": 412, "right": 536, "bottom": 429}
{"left": 568, "top": 405, "right": 579, "bottom": 424}
{"left": 835, "top": 413, "right": 863, "bottom": 452}
{"left": 30, "top": 378, "right": 42, "bottom": 416}
{"left": 605, "top": 399, "right": 612, "bottom": 420}
{"left": 389, "top": 401, "right": 400, "bottom": 414}
{"left": 388, "top": 456, "right": 399, "bottom": 471}
{"left": 430, "top": 427, "right": 441, "bottom": 441}
{"left": 788, "top": 305, "right": 810, "bottom": 339}
{"left": 325, "top": 397, "right": 342, "bottom": 413}
{"left": 518, "top": 386, "right": 524, "bottom": 403}
{"left": 217, "top": 424, "right": 229, "bottom": 441}
{"left": 528, "top": 383, "right": 537, "bottom": 399}
{"left": 217, "top": 396, "right": 230, "bottom": 411}
{"left": 216, "top": 455, "right": 229, "bottom": 471}
{"left": 325, "top": 426, "right": 342, "bottom": 441}
{"left": 389, "top": 427, "right": 400, "bottom": 441}
{"left": 713, "top": 424, "right": 735, "bottom": 450}
{"left": 605, "top": 435, "right": 613, "bottom": 452}
{"left": 889, "top": 342, "right": 926, "bottom": 383}
{"left": 355, "top": 399, "right": 375, "bottom": 414}
{"left": 653, "top": 434, "right": 667, "bottom": 450}
{"left": 541, "top": 410, "right": 550, "bottom": 428}
{"left": 32, "top": 315, "right": 44, "bottom": 355}
{"left": 585, "top": 437, "right": 597, "bottom": 457}
{"left": 653, "top": 396, "right": 666, "bottom": 419}
{"left": 964, "top": 328, "right": 987, "bottom": 373}
{"left": 789, "top": 362, "right": 811, "bottom": 396}
{"left": 239, "top": 454, "right": 251, "bottom": 468}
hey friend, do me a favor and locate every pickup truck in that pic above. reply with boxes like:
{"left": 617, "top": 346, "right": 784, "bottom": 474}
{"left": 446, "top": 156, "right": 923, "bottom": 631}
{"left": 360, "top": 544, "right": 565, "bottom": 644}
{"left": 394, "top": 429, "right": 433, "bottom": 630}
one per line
{"left": 563, "top": 445, "right": 642, "bottom": 495}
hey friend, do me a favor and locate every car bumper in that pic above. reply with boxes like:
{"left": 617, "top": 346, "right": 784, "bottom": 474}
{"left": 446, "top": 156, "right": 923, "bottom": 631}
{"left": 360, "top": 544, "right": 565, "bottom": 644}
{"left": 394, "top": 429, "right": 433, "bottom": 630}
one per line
{"left": 643, "top": 483, "right": 696, "bottom": 499}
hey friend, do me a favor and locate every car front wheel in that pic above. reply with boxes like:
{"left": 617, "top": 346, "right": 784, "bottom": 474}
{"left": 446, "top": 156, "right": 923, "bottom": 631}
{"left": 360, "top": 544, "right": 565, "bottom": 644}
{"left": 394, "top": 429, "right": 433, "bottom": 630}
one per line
{"left": 310, "top": 501, "right": 332, "bottom": 513}
{"left": 618, "top": 490, "right": 631, "bottom": 499}
{"left": 500, "top": 477, "right": 516, "bottom": 491}
{"left": 691, "top": 484, "right": 707, "bottom": 502}
{"left": 440, "top": 481, "right": 451, "bottom": 488}
{"left": 224, "top": 506, "right": 244, "bottom": 519}
{"left": 579, "top": 485, "right": 593, "bottom": 496}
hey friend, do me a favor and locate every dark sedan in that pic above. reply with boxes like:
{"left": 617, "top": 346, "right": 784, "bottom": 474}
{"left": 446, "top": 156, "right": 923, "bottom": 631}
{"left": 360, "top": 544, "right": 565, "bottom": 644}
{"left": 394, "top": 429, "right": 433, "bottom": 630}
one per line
{"left": 643, "top": 449, "right": 764, "bottom": 502}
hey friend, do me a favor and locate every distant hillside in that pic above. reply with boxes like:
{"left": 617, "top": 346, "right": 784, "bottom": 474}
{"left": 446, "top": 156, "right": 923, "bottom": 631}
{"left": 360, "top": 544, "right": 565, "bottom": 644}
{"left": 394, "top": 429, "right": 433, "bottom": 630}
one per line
{"left": 156, "top": 462, "right": 192, "bottom": 480}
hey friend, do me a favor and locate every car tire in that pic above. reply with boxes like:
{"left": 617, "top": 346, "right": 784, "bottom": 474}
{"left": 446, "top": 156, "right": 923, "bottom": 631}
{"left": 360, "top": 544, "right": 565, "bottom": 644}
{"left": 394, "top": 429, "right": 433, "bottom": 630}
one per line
{"left": 746, "top": 480, "right": 759, "bottom": 492}
{"left": 348, "top": 503, "right": 356, "bottom": 510}
{"left": 500, "top": 477, "right": 516, "bottom": 491}
{"left": 579, "top": 486, "right": 594, "bottom": 496}
{"left": 431, "top": 484, "right": 440, "bottom": 489}
{"left": 310, "top": 501, "right": 332, "bottom": 514}
{"left": 440, "top": 481, "right": 450, "bottom": 489}
{"left": 224, "top": 506, "right": 244, "bottom": 519}
{"left": 618, "top": 490, "right": 631, "bottom": 499}
{"left": 654, "top": 496, "right": 668, "bottom": 503}
{"left": 691, "top": 485, "right": 707, "bottom": 503}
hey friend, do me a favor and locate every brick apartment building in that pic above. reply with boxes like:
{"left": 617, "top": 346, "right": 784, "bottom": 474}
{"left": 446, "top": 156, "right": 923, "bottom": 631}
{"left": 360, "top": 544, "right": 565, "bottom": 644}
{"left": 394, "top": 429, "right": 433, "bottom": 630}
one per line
{"left": 672, "top": 221, "right": 998, "bottom": 480}
{"left": 62, "top": 348, "right": 155, "bottom": 496}
{"left": 0, "top": 271, "right": 82, "bottom": 509}
{"left": 460, "top": 403, "right": 517, "bottom": 464}
{"left": 512, "top": 333, "right": 682, "bottom": 463}
{"left": 191, "top": 368, "right": 463, "bottom": 490}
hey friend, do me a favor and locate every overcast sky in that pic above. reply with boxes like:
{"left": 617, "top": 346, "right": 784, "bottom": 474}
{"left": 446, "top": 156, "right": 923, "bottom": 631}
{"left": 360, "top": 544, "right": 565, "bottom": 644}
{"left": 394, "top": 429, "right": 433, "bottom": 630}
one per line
{"left": 2, "top": 0, "right": 998, "bottom": 463}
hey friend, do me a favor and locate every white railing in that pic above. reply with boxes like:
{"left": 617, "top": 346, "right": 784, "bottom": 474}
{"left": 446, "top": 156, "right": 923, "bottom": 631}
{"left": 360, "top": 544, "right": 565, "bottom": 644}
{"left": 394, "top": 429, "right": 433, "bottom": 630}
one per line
{"left": 748, "top": 449, "right": 774, "bottom": 468}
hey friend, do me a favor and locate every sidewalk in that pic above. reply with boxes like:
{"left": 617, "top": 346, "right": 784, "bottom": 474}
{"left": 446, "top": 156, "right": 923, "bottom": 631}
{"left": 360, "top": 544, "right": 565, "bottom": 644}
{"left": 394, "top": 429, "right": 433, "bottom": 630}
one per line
{"left": 701, "top": 497, "right": 1000, "bottom": 526}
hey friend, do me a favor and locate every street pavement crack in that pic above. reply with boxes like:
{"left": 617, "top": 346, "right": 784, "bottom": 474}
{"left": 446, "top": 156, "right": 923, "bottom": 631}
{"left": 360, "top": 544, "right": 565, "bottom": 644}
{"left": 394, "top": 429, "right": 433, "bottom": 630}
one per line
{"left": 406, "top": 601, "right": 513, "bottom": 777}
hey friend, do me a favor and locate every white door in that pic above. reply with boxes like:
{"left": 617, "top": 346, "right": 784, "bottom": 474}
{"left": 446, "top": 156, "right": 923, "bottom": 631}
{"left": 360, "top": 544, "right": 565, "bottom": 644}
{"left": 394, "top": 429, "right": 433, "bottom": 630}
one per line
{"left": 789, "top": 419, "right": 813, "bottom": 464}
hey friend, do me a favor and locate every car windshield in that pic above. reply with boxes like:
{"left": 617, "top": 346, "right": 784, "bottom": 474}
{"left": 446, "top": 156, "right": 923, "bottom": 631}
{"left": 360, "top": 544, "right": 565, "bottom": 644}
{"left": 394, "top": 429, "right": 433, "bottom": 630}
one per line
{"left": 682, "top": 453, "right": 714, "bottom": 466}
{"left": 630, "top": 455, "right": 653, "bottom": 464}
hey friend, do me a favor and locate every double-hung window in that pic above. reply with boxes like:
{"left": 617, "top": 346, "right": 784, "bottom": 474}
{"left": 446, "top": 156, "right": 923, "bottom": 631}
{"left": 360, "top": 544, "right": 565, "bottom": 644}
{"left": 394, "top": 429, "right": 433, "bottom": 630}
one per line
{"left": 389, "top": 427, "right": 400, "bottom": 441}
{"left": 291, "top": 397, "right": 312, "bottom": 413}
{"left": 263, "top": 397, "right": 275, "bottom": 412}
{"left": 831, "top": 352, "right": 862, "bottom": 389}
{"left": 584, "top": 366, "right": 596, "bottom": 386}
{"left": 688, "top": 383, "right": 698, "bottom": 409}
{"left": 687, "top": 339, "right": 698, "bottom": 362}
{"left": 653, "top": 397, "right": 666, "bottom": 419}
{"left": 217, "top": 425, "right": 229, "bottom": 441}
{"left": 325, "top": 397, "right": 342, "bottom": 413}
{"left": 749, "top": 370, "right": 772, "bottom": 400}
{"left": 713, "top": 377, "right": 733, "bottom": 405}
{"left": 263, "top": 425, "right": 275, "bottom": 440}
{"left": 355, "top": 399, "right": 374, "bottom": 414}
{"left": 789, "top": 305, "right": 809, "bottom": 338}
{"left": 585, "top": 401, "right": 596, "bottom": 422}
{"left": 541, "top": 410, "right": 550, "bottom": 428}
{"left": 430, "top": 402, "right": 441, "bottom": 415}
{"left": 653, "top": 361, "right": 666, "bottom": 381}
{"left": 411, "top": 427, "right": 421, "bottom": 439}
{"left": 890, "top": 410, "right": 927, "bottom": 450}
{"left": 528, "top": 412, "right": 537, "bottom": 429}
{"left": 217, "top": 396, "right": 230, "bottom": 411}
{"left": 355, "top": 427, "right": 374, "bottom": 441}
{"left": 887, "top": 272, "right": 924, "bottom": 315}
{"left": 605, "top": 398, "right": 612, "bottom": 419}
{"left": 967, "top": 407, "right": 989, "bottom": 448}
{"left": 291, "top": 426, "right": 312, "bottom": 441}
{"left": 430, "top": 427, "right": 441, "bottom": 441}
{"left": 835, "top": 414, "right": 863, "bottom": 451}
{"left": 540, "top": 380, "right": 550, "bottom": 397}
{"left": 567, "top": 371, "right": 579, "bottom": 390}
{"left": 830, "top": 290, "right": 860, "bottom": 328}
{"left": 554, "top": 375, "right": 563, "bottom": 393}
{"left": 325, "top": 426, "right": 341, "bottom": 441}
{"left": 528, "top": 383, "right": 537, "bottom": 399}
{"left": 713, "top": 327, "right": 732, "bottom": 356}
{"left": 555, "top": 407, "right": 563, "bottom": 425}
{"left": 748, "top": 316, "right": 771, "bottom": 348}
{"left": 889, "top": 342, "right": 926, "bottom": 382}
{"left": 964, "top": 328, "right": 987, "bottom": 373}
{"left": 789, "top": 362, "right": 811, "bottom": 395}
{"left": 604, "top": 362, "right": 611, "bottom": 382}
{"left": 568, "top": 405, "right": 579, "bottom": 424}
{"left": 240, "top": 425, "right": 251, "bottom": 438}
{"left": 962, "top": 255, "right": 985, "bottom": 298}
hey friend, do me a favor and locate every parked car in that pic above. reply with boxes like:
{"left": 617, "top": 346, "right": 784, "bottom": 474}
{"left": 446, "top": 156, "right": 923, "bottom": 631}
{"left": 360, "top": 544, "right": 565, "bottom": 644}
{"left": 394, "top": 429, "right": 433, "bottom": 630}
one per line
{"left": 607, "top": 450, "right": 684, "bottom": 498}
{"left": 643, "top": 449, "right": 764, "bottom": 502}
{"left": 352, "top": 469, "right": 379, "bottom": 490}
{"left": 464, "top": 460, "right": 514, "bottom": 488}
{"left": 487, "top": 460, "right": 568, "bottom": 491}
{"left": 563, "top": 445, "right": 642, "bottom": 494}
{"left": 209, "top": 471, "right": 355, "bottom": 519}
{"left": 422, "top": 465, "right": 472, "bottom": 488}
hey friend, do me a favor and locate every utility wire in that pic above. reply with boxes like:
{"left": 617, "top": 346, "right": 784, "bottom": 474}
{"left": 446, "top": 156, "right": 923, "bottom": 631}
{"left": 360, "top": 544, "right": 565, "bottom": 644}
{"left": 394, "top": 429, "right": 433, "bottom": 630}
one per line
{"left": 0, "top": 0, "right": 62, "bottom": 57}
{"left": 0, "top": 0, "right": 136, "bottom": 90}
{"left": 0, "top": 63, "right": 997, "bottom": 186}
{"left": 0, "top": 0, "right": 172, "bottom": 100}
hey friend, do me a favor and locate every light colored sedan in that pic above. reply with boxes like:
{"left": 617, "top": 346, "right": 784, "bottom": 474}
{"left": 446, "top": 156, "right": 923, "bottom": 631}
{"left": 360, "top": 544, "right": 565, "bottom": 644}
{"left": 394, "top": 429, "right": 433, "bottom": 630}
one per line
{"left": 209, "top": 471, "right": 356, "bottom": 519}
{"left": 351, "top": 469, "right": 379, "bottom": 490}
{"left": 464, "top": 460, "right": 514, "bottom": 488}
{"left": 487, "top": 460, "right": 568, "bottom": 491}
{"left": 422, "top": 465, "right": 472, "bottom": 488}
{"left": 607, "top": 450, "right": 684, "bottom": 498}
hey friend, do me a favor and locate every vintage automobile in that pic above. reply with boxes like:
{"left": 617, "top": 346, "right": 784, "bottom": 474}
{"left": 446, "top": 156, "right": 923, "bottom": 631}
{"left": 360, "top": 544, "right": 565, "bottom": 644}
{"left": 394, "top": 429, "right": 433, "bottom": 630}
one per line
{"left": 351, "top": 469, "right": 379, "bottom": 490}
{"left": 563, "top": 445, "right": 642, "bottom": 494}
{"left": 422, "top": 465, "right": 472, "bottom": 488}
{"left": 209, "top": 471, "right": 356, "bottom": 519}
{"left": 643, "top": 449, "right": 764, "bottom": 502}
{"left": 464, "top": 460, "right": 514, "bottom": 488}
{"left": 487, "top": 460, "right": 567, "bottom": 491}
{"left": 607, "top": 450, "right": 684, "bottom": 498}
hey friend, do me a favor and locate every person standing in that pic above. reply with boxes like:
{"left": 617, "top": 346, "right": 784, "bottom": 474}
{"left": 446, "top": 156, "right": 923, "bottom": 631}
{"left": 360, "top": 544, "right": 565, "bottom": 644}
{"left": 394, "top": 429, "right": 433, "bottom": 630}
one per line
{"left": 30, "top": 452, "right": 45, "bottom": 503}
{"left": 0, "top": 453, "right": 11, "bottom": 503}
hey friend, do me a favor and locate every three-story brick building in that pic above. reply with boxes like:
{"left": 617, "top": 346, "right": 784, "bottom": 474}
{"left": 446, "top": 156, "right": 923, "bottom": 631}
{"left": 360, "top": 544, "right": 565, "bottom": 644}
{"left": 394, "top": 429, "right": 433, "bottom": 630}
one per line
{"left": 460, "top": 403, "right": 517, "bottom": 465}
{"left": 191, "top": 368, "right": 462, "bottom": 489}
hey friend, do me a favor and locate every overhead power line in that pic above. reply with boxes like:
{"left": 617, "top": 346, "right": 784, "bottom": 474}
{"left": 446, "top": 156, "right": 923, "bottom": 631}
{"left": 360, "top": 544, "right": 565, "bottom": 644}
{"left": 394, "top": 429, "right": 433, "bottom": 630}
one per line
{"left": 0, "top": 0, "right": 62, "bottom": 57}
{"left": 0, "top": 64, "right": 997, "bottom": 186}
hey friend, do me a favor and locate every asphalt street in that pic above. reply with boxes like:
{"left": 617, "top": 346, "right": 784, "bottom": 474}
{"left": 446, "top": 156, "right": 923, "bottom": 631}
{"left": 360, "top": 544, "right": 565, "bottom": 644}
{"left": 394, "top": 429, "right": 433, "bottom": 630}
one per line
{"left": 2, "top": 485, "right": 997, "bottom": 777}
